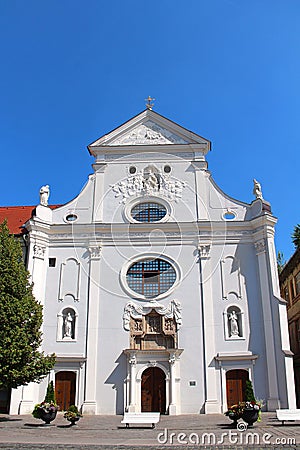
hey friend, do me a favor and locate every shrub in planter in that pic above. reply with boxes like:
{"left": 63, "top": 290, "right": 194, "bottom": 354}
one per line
{"left": 32, "top": 382, "right": 58, "bottom": 424}
{"left": 64, "top": 405, "right": 82, "bottom": 425}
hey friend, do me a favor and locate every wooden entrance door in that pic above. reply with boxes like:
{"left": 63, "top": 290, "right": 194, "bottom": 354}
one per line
{"left": 226, "top": 369, "right": 249, "bottom": 408}
{"left": 55, "top": 371, "right": 76, "bottom": 411}
{"left": 141, "top": 367, "right": 166, "bottom": 414}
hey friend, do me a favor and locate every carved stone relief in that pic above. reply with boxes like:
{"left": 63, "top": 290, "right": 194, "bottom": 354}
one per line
{"left": 198, "top": 244, "right": 211, "bottom": 259}
{"left": 123, "top": 299, "right": 182, "bottom": 331}
{"left": 128, "top": 310, "right": 178, "bottom": 350}
{"left": 111, "top": 169, "right": 186, "bottom": 203}
{"left": 88, "top": 246, "right": 102, "bottom": 259}
{"left": 255, "top": 239, "right": 266, "bottom": 255}
{"left": 33, "top": 244, "right": 46, "bottom": 260}
{"left": 110, "top": 121, "right": 188, "bottom": 146}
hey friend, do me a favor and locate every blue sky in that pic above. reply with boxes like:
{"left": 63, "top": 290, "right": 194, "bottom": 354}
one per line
{"left": 0, "top": 0, "right": 299, "bottom": 260}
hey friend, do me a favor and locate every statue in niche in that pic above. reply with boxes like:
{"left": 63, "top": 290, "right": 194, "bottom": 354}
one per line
{"left": 228, "top": 310, "right": 239, "bottom": 336}
{"left": 143, "top": 167, "right": 159, "bottom": 192}
{"left": 133, "top": 319, "right": 143, "bottom": 332}
{"left": 148, "top": 315, "right": 161, "bottom": 332}
{"left": 64, "top": 312, "right": 73, "bottom": 338}
{"left": 39, "top": 185, "right": 50, "bottom": 206}
{"left": 164, "top": 318, "right": 174, "bottom": 332}
{"left": 253, "top": 179, "right": 263, "bottom": 200}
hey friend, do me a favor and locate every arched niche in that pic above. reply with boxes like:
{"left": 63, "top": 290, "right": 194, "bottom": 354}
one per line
{"left": 223, "top": 305, "right": 244, "bottom": 340}
{"left": 57, "top": 306, "right": 79, "bottom": 341}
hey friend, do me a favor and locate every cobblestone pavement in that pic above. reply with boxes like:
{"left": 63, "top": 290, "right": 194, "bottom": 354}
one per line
{"left": 0, "top": 413, "right": 300, "bottom": 449}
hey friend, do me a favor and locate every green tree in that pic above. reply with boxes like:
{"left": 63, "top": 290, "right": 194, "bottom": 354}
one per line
{"left": 245, "top": 380, "right": 256, "bottom": 402}
{"left": 292, "top": 224, "right": 300, "bottom": 249}
{"left": 0, "top": 220, "right": 55, "bottom": 389}
{"left": 44, "top": 381, "right": 56, "bottom": 404}
{"left": 277, "top": 251, "right": 286, "bottom": 274}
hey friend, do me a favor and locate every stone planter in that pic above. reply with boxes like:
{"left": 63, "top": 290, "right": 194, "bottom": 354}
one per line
{"left": 37, "top": 407, "right": 57, "bottom": 424}
{"left": 241, "top": 408, "right": 259, "bottom": 426}
{"left": 227, "top": 411, "right": 241, "bottom": 427}
{"left": 67, "top": 416, "right": 80, "bottom": 426}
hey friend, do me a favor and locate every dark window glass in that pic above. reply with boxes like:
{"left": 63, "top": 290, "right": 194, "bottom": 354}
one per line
{"left": 49, "top": 258, "right": 56, "bottom": 267}
{"left": 129, "top": 166, "right": 137, "bottom": 174}
{"left": 66, "top": 214, "right": 77, "bottom": 222}
{"left": 131, "top": 202, "right": 167, "bottom": 222}
{"left": 295, "top": 272, "right": 300, "bottom": 296}
{"left": 127, "top": 258, "right": 176, "bottom": 298}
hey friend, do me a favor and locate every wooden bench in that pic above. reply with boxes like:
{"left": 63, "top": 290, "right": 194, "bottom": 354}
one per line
{"left": 121, "top": 412, "right": 160, "bottom": 428}
{"left": 276, "top": 409, "right": 300, "bottom": 425}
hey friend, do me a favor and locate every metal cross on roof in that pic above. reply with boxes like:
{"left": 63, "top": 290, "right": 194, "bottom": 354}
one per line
{"left": 145, "top": 96, "right": 155, "bottom": 110}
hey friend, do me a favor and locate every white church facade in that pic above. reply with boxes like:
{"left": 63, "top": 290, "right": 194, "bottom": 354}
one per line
{"left": 8, "top": 108, "right": 295, "bottom": 415}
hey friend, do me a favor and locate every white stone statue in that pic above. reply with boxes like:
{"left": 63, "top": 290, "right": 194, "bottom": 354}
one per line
{"left": 253, "top": 179, "right": 263, "bottom": 200}
{"left": 39, "top": 185, "right": 50, "bottom": 206}
{"left": 143, "top": 168, "right": 158, "bottom": 193}
{"left": 228, "top": 310, "right": 239, "bottom": 336}
{"left": 64, "top": 312, "right": 73, "bottom": 338}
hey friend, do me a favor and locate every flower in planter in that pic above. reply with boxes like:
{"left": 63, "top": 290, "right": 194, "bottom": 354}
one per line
{"left": 32, "top": 382, "right": 58, "bottom": 424}
{"left": 225, "top": 400, "right": 264, "bottom": 425}
{"left": 32, "top": 401, "right": 57, "bottom": 418}
{"left": 64, "top": 405, "right": 82, "bottom": 425}
{"left": 225, "top": 403, "right": 244, "bottom": 420}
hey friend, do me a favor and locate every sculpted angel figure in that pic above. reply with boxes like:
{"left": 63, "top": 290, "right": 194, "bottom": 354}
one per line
{"left": 253, "top": 179, "right": 263, "bottom": 200}
{"left": 39, "top": 185, "right": 50, "bottom": 206}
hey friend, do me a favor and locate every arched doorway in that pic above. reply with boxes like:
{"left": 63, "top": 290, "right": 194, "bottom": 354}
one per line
{"left": 141, "top": 367, "right": 166, "bottom": 414}
{"left": 226, "top": 369, "right": 249, "bottom": 408}
{"left": 55, "top": 371, "right": 76, "bottom": 411}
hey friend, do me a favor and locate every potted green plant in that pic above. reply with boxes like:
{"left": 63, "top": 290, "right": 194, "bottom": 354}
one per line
{"left": 225, "top": 380, "right": 263, "bottom": 427}
{"left": 32, "top": 381, "right": 58, "bottom": 424}
{"left": 241, "top": 380, "right": 262, "bottom": 426}
{"left": 224, "top": 403, "right": 243, "bottom": 426}
{"left": 64, "top": 405, "right": 82, "bottom": 425}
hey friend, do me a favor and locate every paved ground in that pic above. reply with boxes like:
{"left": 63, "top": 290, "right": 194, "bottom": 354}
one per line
{"left": 0, "top": 413, "right": 300, "bottom": 449}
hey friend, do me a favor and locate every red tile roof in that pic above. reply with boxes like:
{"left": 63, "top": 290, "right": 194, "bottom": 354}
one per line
{"left": 0, "top": 205, "right": 61, "bottom": 235}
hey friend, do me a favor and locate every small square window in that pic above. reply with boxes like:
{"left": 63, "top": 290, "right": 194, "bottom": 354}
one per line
{"left": 49, "top": 258, "right": 56, "bottom": 267}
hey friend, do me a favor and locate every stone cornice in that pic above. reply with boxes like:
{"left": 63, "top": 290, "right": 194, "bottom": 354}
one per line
{"left": 26, "top": 219, "right": 269, "bottom": 246}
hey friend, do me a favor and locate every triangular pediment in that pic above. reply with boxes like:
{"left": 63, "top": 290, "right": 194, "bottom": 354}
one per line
{"left": 109, "top": 120, "right": 188, "bottom": 146}
{"left": 88, "top": 109, "right": 210, "bottom": 152}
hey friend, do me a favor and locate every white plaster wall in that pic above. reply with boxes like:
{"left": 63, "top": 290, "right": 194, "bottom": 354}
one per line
{"left": 18, "top": 116, "right": 293, "bottom": 415}
{"left": 42, "top": 245, "right": 89, "bottom": 356}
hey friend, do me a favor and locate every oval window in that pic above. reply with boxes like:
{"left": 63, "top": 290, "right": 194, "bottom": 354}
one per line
{"left": 223, "top": 212, "right": 236, "bottom": 220}
{"left": 129, "top": 166, "right": 137, "bottom": 174}
{"left": 126, "top": 258, "right": 176, "bottom": 298}
{"left": 131, "top": 202, "right": 167, "bottom": 222}
{"left": 65, "top": 214, "right": 78, "bottom": 222}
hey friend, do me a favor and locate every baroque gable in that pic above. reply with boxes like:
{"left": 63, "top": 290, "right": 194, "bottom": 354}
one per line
{"left": 88, "top": 109, "right": 211, "bottom": 154}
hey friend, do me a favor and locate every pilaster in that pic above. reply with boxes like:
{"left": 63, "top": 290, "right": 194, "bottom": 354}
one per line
{"left": 193, "top": 162, "right": 209, "bottom": 221}
{"left": 254, "top": 238, "right": 280, "bottom": 410}
{"left": 92, "top": 163, "right": 107, "bottom": 222}
{"left": 27, "top": 237, "right": 48, "bottom": 306}
{"left": 82, "top": 243, "right": 102, "bottom": 414}
{"left": 128, "top": 354, "right": 137, "bottom": 412}
{"left": 198, "top": 244, "right": 220, "bottom": 413}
